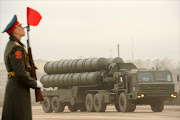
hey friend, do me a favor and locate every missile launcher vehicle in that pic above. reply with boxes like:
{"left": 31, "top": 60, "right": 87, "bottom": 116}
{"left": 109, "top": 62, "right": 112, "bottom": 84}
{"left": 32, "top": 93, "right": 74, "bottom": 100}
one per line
{"left": 40, "top": 57, "right": 177, "bottom": 113}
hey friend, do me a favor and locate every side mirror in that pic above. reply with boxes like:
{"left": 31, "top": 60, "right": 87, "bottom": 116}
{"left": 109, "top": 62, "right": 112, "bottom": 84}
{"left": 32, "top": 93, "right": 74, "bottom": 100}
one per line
{"left": 177, "top": 75, "right": 179, "bottom": 82}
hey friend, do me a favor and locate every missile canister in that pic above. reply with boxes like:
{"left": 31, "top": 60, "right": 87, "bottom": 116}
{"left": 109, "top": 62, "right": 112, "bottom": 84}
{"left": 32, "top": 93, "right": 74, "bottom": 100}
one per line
{"left": 44, "top": 58, "right": 108, "bottom": 74}
{"left": 107, "top": 57, "right": 124, "bottom": 65}
{"left": 40, "top": 72, "right": 102, "bottom": 88}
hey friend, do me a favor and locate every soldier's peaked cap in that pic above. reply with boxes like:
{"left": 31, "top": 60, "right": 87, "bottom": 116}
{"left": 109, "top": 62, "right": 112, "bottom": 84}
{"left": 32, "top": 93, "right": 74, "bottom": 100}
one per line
{"left": 2, "top": 15, "right": 21, "bottom": 34}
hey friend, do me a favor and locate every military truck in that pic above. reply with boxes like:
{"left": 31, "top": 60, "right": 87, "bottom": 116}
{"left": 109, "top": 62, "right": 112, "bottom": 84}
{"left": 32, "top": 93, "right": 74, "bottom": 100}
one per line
{"left": 40, "top": 57, "right": 177, "bottom": 113}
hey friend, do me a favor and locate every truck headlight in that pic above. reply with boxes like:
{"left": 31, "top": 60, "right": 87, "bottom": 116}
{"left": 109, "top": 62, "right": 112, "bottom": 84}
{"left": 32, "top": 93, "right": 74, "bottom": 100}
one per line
{"left": 170, "top": 94, "right": 176, "bottom": 98}
{"left": 138, "top": 94, "right": 145, "bottom": 98}
{"left": 141, "top": 94, "right": 145, "bottom": 97}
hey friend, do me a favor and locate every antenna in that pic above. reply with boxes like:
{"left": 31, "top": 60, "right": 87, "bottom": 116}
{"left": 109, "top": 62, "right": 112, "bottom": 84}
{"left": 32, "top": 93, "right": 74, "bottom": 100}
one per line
{"left": 131, "top": 36, "right": 134, "bottom": 63}
{"left": 117, "top": 44, "right": 120, "bottom": 57}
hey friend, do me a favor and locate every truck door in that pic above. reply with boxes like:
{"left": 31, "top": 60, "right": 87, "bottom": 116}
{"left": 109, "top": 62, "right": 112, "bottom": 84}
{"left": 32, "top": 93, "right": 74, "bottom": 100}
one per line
{"left": 127, "top": 75, "right": 132, "bottom": 93}
{"left": 131, "top": 75, "right": 138, "bottom": 92}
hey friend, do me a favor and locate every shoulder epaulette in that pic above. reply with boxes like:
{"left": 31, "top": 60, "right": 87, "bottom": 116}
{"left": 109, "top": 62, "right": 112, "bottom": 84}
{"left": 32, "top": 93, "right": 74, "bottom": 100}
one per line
{"left": 14, "top": 41, "right": 23, "bottom": 47}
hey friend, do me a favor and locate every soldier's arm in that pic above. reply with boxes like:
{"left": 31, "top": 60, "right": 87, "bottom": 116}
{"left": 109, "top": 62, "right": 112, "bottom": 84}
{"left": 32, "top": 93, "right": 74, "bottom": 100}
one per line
{"left": 9, "top": 45, "right": 37, "bottom": 89}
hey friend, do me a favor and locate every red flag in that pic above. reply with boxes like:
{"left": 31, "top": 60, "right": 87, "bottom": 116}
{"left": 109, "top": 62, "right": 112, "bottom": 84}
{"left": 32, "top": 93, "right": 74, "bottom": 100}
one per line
{"left": 27, "top": 7, "right": 42, "bottom": 26}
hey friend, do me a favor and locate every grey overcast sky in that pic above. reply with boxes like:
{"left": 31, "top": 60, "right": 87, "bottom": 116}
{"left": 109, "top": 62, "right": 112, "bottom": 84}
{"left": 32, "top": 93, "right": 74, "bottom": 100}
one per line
{"left": 0, "top": 0, "right": 179, "bottom": 63}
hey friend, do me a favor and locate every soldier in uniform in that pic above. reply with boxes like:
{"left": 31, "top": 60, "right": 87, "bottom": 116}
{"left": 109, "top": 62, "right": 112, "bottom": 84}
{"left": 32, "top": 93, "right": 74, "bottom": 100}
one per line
{"left": 1, "top": 15, "right": 43, "bottom": 120}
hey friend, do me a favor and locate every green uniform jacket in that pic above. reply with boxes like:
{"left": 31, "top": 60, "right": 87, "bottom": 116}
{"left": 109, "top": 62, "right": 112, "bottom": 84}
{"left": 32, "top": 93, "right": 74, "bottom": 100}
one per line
{"left": 2, "top": 35, "right": 37, "bottom": 120}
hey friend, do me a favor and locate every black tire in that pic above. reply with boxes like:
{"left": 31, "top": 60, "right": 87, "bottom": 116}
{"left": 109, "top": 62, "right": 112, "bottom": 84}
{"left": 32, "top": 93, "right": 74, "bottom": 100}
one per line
{"left": 85, "top": 93, "right": 95, "bottom": 112}
{"left": 78, "top": 104, "right": 87, "bottom": 112}
{"left": 119, "top": 93, "right": 132, "bottom": 112}
{"left": 128, "top": 104, "right": 136, "bottom": 112}
{"left": 115, "top": 103, "right": 121, "bottom": 112}
{"left": 42, "top": 97, "right": 53, "bottom": 113}
{"left": 68, "top": 104, "right": 78, "bottom": 112}
{"left": 94, "top": 93, "right": 106, "bottom": 112}
{"left": 151, "top": 100, "right": 164, "bottom": 112}
{"left": 52, "top": 96, "right": 65, "bottom": 112}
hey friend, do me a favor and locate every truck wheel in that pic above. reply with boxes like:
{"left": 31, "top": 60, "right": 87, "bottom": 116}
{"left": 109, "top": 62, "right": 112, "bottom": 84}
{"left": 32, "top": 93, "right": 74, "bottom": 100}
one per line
{"left": 115, "top": 103, "right": 121, "bottom": 112}
{"left": 68, "top": 104, "right": 78, "bottom": 112}
{"left": 128, "top": 104, "right": 136, "bottom": 112}
{"left": 151, "top": 100, "right": 164, "bottom": 112}
{"left": 94, "top": 93, "right": 106, "bottom": 112}
{"left": 85, "top": 93, "right": 95, "bottom": 112}
{"left": 119, "top": 93, "right": 131, "bottom": 112}
{"left": 42, "top": 97, "right": 53, "bottom": 113}
{"left": 52, "top": 97, "right": 65, "bottom": 112}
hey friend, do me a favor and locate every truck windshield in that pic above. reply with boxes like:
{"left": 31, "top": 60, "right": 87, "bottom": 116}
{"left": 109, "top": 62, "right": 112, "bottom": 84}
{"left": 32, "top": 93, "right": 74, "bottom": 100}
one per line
{"left": 138, "top": 72, "right": 154, "bottom": 82}
{"left": 155, "top": 71, "right": 172, "bottom": 82}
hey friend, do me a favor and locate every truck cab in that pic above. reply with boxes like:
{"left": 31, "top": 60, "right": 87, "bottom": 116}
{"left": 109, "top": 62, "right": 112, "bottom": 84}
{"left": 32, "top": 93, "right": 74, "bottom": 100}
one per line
{"left": 116, "top": 69, "right": 177, "bottom": 112}
{"left": 130, "top": 69, "right": 176, "bottom": 100}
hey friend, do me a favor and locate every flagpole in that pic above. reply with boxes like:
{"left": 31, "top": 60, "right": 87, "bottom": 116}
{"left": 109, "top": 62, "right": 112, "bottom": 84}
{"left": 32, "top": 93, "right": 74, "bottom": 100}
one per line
{"left": 26, "top": 25, "right": 30, "bottom": 48}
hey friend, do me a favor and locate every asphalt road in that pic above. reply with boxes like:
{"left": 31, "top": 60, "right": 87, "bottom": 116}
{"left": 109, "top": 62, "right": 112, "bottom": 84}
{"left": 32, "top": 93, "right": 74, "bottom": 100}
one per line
{"left": 0, "top": 105, "right": 180, "bottom": 120}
